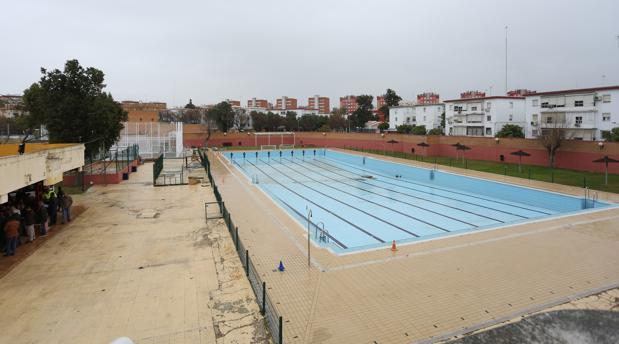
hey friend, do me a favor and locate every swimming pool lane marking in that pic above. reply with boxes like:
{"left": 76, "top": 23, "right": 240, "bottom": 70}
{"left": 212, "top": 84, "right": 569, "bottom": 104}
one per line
{"left": 219, "top": 156, "right": 328, "bottom": 270}
{"left": 288, "top": 158, "right": 504, "bottom": 225}
{"left": 255, "top": 158, "right": 425, "bottom": 237}
{"left": 280, "top": 158, "right": 476, "bottom": 229}
{"left": 276, "top": 197, "right": 348, "bottom": 249}
{"left": 315, "top": 158, "right": 535, "bottom": 219}
{"left": 321, "top": 155, "right": 554, "bottom": 216}
{"left": 230, "top": 160, "right": 347, "bottom": 247}
{"left": 243, "top": 159, "right": 386, "bottom": 243}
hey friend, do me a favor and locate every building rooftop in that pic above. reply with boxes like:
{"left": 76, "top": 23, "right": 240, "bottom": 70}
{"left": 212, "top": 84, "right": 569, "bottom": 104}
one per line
{"left": 523, "top": 85, "right": 619, "bottom": 97}
{"left": 0, "top": 143, "right": 79, "bottom": 158}
{"left": 443, "top": 96, "right": 525, "bottom": 103}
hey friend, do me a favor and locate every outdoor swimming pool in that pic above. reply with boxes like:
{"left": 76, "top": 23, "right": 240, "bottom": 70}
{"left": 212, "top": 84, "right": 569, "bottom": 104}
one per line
{"left": 224, "top": 149, "right": 612, "bottom": 253}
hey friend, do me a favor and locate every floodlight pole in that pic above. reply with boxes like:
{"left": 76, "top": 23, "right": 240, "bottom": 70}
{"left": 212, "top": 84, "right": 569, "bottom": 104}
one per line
{"left": 306, "top": 206, "right": 312, "bottom": 267}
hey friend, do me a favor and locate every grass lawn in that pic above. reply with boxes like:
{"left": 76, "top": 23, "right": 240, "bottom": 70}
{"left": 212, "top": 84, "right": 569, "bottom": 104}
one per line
{"left": 350, "top": 148, "right": 619, "bottom": 194}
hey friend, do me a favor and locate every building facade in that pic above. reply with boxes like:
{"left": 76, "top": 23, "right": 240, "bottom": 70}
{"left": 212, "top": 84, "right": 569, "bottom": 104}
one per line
{"left": 340, "top": 95, "right": 358, "bottom": 114}
{"left": 524, "top": 86, "right": 619, "bottom": 141}
{"left": 389, "top": 103, "right": 445, "bottom": 132}
{"left": 247, "top": 98, "right": 269, "bottom": 109}
{"left": 444, "top": 94, "right": 525, "bottom": 137}
{"left": 417, "top": 92, "right": 440, "bottom": 105}
{"left": 275, "top": 96, "right": 297, "bottom": 110}
{"left": 121, "top": 101, "right": 167, "bottom": 122}
{"left": 0, "top": 95, "right": 28, "bottom": 118}
{"left": 308, "top": 95, "right": 330, "bottom": 114}
{"left": 376, "top": 96, "right": 386, "bottom": 109}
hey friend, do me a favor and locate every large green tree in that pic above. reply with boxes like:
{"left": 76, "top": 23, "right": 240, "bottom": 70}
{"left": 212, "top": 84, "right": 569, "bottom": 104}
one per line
{"left": 327, "top": 113, "right": 347, "bottom": 131}
{"left": 206, "top": 101, "right": 235, "bottom": 132}
{"left": 349, "top": 95, "right": 374, "bottom": 128}
{"left": 495, "top": 124, "right": 525, "bottom": 138}
{"left": 23, "top": 59, "right": 127, "bottom": 154}
{"left": 284, "top": 111, "right": 298, "bottom": 131}
{"left": 380, "top": 88, "right": 402, "bottom": 122}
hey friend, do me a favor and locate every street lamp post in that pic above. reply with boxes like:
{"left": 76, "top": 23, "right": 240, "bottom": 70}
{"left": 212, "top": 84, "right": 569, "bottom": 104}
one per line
{"left": 306, "top": 206, "right": 312, "bottom": 267}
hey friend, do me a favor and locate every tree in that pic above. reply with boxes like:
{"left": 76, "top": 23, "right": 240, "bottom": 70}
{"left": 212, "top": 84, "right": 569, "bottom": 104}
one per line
{"left": 411, "top": 125, "right": 427, "bottom": 135}
{"left": 206, "top": 101, "right": 235, "bottom": 132}
{"left": 495, "top": 124, "right": 525, "bottom": 138}
{"left": 298, "top": 114, "right": 326, "bottom": 131}
{"left": 440, "top": 112, "right": 445, "bottom": 130}
{"left": 427, "top": 127, "right": 443, "bottom": 135}
{"left": 233, "top": 108, "right": 250, "bottom": 129}
{"left": 603, "top": 127, "right": 619, "bottom": 141}
{"left": 538, "top": 126, "right": 566, "bottom": 168}
{"left": 182, "top": 108, "right": 203, "bottom": 124}
{"left": 349, "top": 95, "right": 374, "bottom": 128}
{"left": 318, "top": 124, "right": 330, "bottom": 132}
{"left": 328, "top": 113, "right": 347, "bottom": 131}
{"left": 265, "top": 112, "right": 284, "bottom": 131}
{"left": 250, "top": 111, "right": 267, "bottom": 131}
{"left": 284, "top": 111, "right": 298, "bottom": 131}
{"left": 396, "top": 124, "right": 413, "bottom": 134}
{"left": 377, "top": 122, "right": 389, "bottom": 132}
{"left": 381, "top": 88, "right": 402, "bottom": 122}
{"left": 23, "top": 59, "right": 127, "bottom": 154}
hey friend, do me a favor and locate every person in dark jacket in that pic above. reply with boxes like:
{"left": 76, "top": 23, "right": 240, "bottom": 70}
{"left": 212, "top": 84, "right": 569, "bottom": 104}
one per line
{"left": 24, "top": 206, "right": 36, "bottom": 242}
{"left": 58, "top": 187, "right": 72, "bottom": 224}
{"left": 37, "top": 201, "right": 48, "bottom": 237}
{"left": 3, "top": 214, "right": 20, "bottom": 256}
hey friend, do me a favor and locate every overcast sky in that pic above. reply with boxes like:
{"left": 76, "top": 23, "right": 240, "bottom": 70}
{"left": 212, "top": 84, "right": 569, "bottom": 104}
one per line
{"left": 1, "top": 0, "right": 618, "bottom": 108}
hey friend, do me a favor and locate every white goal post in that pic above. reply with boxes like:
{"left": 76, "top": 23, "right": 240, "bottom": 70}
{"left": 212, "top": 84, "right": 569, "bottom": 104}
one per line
{"left": 253, "top": 132, "right": 296, "bottom": 147}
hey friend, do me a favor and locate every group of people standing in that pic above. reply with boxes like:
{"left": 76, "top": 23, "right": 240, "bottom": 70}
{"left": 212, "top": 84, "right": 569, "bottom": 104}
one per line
{"left": 1, "top": 186, "right": 73, "bottom": 257}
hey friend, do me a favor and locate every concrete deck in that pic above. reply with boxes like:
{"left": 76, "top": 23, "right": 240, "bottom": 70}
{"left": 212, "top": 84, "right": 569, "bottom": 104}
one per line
{"left": 212, "top": 148, "right": 619, "bottom": 344}
{"left": 0, "top": 163, "right": 269, "bottom": 343}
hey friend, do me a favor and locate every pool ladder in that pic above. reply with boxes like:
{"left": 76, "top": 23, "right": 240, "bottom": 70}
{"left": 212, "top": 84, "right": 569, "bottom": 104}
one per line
{"left": 315, "top": 222, "right": 330, "bottom": 244}
{"left": 583, "top": 187, "right": 598, "bottom": 209}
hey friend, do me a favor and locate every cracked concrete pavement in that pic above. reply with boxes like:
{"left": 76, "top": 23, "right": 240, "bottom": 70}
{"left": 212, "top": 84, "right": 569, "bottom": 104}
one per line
{"left": 0, "top": 162, "right": 270, "bottom": 344}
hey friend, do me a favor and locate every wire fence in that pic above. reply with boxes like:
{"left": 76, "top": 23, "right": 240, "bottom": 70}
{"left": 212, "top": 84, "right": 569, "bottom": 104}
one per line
{"left": 199, "top": 149, "right": 284, "bottom": 344}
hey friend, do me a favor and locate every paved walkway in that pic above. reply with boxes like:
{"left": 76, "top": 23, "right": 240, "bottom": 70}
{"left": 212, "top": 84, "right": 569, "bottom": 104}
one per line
{"left": 0, "top": 163, "right": 269, "bottom": 344}
{"left": 212, "top": 149, "right": 619, "bottom": 344}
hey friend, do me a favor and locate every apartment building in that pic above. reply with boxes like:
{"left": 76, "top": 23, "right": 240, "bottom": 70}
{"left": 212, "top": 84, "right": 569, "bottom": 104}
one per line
{"left": 275, "top": 96, "right": 297, "bottom": 110}
{"left": 340, "top": 95, "right": 358, "bottom": 114}
{"left": 389, "top": 103, "right": 445, "bottom": 131}
{"left": 524, "top": 86, "right": 619, "bottom": 141}
{"left": 417, "top": 92, "right": 440, "bottom": 104}
{"left": 308, "top": 95, "right": 330, "bottom": 114}
{"left": 444, "top": 91, "right": 525, "bottom": 137}
{"left": 0, "top": 95, "right": 27, "bottom": 118}
{"left": 247, "top": 98, "right": 269, "bottom": 109}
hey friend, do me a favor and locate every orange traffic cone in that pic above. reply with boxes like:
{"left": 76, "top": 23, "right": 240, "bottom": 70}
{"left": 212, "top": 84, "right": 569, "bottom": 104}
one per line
{"left": 391, "top": 240, "right": 397, "bottom": 252}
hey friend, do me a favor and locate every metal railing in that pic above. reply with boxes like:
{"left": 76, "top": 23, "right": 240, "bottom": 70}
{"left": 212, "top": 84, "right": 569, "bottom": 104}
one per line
{"left": 199, "top": 149, "right": 284, "bottom": 344}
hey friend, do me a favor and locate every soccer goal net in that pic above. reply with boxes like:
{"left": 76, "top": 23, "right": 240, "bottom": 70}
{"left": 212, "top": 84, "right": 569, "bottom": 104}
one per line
{"left": 253, "top": 131, "right": 296, "bottom": 147}
{"left": 260, "top": 145, "right": 277, "bottom": 150}
{"left": 279, "top": 144, "right": 295, "bottom": 149}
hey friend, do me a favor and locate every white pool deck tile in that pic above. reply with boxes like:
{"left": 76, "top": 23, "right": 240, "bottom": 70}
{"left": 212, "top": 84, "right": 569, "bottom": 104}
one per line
{"left": 213, "top": 148, "right": 619, "bottom": 344}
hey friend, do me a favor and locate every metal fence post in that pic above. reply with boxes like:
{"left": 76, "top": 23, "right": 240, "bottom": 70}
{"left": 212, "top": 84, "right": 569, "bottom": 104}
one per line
{"left": 261, "top": 282, "right": 266, "bottom": 315}
{"left": 279, "top": 316, "right": 283, "bottom": 344}
{"left": 235, "top": 226, "right": 239, "bottom": 250}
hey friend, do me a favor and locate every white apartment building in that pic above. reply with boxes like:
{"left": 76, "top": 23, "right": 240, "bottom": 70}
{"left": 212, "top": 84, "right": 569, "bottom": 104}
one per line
{"left": 524, "top": 86, "right": 619, "bottom": 141}
{"left": 389, "top": 103, "right": 445, "bottom": 132}
{"left": 270, "top": 108, "right": 321, "bottom": 117}
{"left": 444, "top": 96, "right": 525, "bottom": 137}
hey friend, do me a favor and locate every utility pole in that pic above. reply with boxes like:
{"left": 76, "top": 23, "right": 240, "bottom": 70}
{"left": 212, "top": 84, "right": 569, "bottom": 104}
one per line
{"left": 505, "top": 26, "right": 508, "bottom": 95}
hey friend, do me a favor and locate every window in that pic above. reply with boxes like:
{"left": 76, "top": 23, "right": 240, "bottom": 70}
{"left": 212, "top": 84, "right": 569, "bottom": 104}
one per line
{"left": 509, "top": 102, "right": 514, "bottom": 108}
{"left": 532, "top": 114, "right": 538, "bottom": 121}
{"left": 405, "top": 117, "right": 409, "bottom": 123}
{"left": 602, "top": 113, "right": 610, "bottom": 122}
{"left": 541, "top": 102, "right": 549, "bottom": 108}
{"left": 471, "top": 106, "right": 477, "bottom": 111}
{"left": 485, "top": 128, "right": 492, "bottom": 136}
{"left": 532, "top": 129, "right": 539, "bottom": 136}
{"left": 575, "top": 116, "right": 583, "bottom": 126}
{"left": 574, "top": 100, "right": 583, "bottom": 107}
{"left": 546, "top": 116, "right": 553, "bottom": 124}
{"left": 454, "top": 105, "right": 462, "bottom": 112}
{"left": 509, "top": 114, "right": 513, "bottom": 121}
{"left": 486, "top": 115, "right": 491, "bottom": 121}
{"left": 486, "top": 101, "right": 491, "bottom": 109}
{"left": 532, "top": 99, "right": 539, "bottom": 107}
{"left": 466, "top": 127, "right": 484, "bottom": 136}
{"left": 423, "top": 107, "right": 426, "bottom": 112}
{"left": 423, "top": 116, "right": 426, "bottom": 121}
{"left": 449, "top": 104, "right": 453, "bottom": 110}
{"left": 395, "top": 117, "right": 398, "bottom": 122}
{"left": 412, "top": 116, "right": 416, "bottom": 122}
{"left": 602, "top": 94, "right": 611, "bottom": 103}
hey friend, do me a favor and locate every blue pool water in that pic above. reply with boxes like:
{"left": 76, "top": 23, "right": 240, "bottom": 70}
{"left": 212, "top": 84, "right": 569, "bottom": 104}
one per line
{"left": 225, "top": 149, "right": 611, "bottom": 253}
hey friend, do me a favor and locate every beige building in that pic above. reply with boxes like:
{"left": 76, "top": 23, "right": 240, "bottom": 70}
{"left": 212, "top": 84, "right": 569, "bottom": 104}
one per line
{"left": 120, "top": 101, "right": 167, "bottom": 122}
{"left": 0, "top": 143, "right": 84, "bottom": 204}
